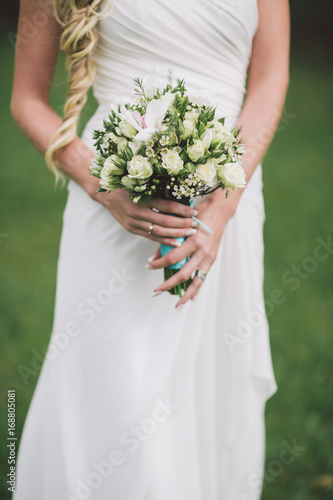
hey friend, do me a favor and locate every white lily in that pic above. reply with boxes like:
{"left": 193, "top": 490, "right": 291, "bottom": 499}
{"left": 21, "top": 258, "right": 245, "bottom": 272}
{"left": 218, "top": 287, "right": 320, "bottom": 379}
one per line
{"left": 135, "top": 93, "right": 174, "bottom": 143}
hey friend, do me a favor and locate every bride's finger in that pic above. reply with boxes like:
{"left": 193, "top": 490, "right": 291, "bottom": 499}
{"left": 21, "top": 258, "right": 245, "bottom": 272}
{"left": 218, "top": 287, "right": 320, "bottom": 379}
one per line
{"left": 147, "top": 234, "right": 198, "bottom": 270}
{"left": 152, "top": 253, "right": 202, "bottom": 293}
{"left": 133, "top": 219, "right": 197, "bottom": 240}
{"left": 175, "top": 259, "right": 211, "bottom": 309}
{"left": 148, "top": 248, "right": 161, "bottom": 263}
{"left": 135, "top": 207, "right": 196, "bottom": 230}
{"left": 145, "top": 198, "right": 197, "bottom": 219}
{"left": 133, "top": 228, "right": 182, "bottom": 247}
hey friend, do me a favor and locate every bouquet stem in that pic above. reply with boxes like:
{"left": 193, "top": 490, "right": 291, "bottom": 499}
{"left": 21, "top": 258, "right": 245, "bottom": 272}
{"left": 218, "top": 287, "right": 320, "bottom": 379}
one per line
{"left": 160, "top": 200, "right": 195, "bottom": 297}
{"left": 164, "top": 268, "right": 192, "bottom": 297}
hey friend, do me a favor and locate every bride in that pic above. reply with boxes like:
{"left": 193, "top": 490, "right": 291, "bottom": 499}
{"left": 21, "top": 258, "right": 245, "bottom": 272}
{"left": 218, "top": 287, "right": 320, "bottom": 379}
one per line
{"left": 11, "top": 0, "right": 289, "bottom": 499}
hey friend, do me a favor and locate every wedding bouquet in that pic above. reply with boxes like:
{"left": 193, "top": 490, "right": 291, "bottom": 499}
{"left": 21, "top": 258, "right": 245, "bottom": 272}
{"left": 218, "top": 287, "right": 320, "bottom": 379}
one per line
{"left": 90, "top": 78, "right": 246, "bottom": 296}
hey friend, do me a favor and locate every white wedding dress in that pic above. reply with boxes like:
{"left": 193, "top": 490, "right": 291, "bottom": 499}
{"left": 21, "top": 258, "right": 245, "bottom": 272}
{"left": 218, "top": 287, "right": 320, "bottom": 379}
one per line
{"left": 14, "top": 1, "right": 277, "bottom": 499}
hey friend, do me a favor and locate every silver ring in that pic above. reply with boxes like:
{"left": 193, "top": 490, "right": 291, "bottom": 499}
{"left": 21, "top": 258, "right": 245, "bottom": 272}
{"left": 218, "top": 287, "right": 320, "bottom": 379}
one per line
{"left": 195, "top": 269, "right": 207, "bottom": 281}
{"left": 148, "top": 224, "right": 154, "bottom": 235}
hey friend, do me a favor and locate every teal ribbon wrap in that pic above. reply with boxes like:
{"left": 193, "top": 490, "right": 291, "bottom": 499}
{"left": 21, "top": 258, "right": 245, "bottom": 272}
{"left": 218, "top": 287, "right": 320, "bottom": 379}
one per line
{"left": 160, "top": 238, "right": 188, "bottom": 270}
{"left": 160, "top": 200, "right": 213, "bottom": 271}
{"left": 160, "top": 201, "right": 194, "bottom": 270}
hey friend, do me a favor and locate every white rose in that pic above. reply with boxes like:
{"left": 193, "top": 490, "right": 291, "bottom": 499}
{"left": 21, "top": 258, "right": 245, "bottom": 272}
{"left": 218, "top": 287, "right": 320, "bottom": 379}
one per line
{"left": 108, "top": 132, "right": 124, "bottom": 145}
{"left": 100, "top": 167, "right": 118, "bottom": 191}
{"left": 217, "top": 162, "right": 246, "bottom": 189}
{"left": 187, "top": 140, "right": 205, "bottom": 162}
{"left": 117, "top": 138, "right": 128, "bottom": 153}
{"left": 212, "top": 154, "right": 227, "bottom": 166}
{"left": 200, "top": 128, "right": 214, "bottom": 149}
{"left": 213, "top": 121, "right": 236, "bottom": 146}
{"left": 121, "top": 175, "right": 137, "bottom": 190}
{"left": 184, "top": 109, "right": 200, "bottom": 123}
{"left": 128, "top": 155, "right": 153, "bottom": 180}
{"left": 103, "top": 155, "right": 124, "bottom": 175}
{"left": 196, "top": 159, "right": 217, "bottom": 186}
{"left": 119, "top": 121, "right": 138, "bottom": 138}
{"left": 182, "top": 119, "right": 195, "bottom": 139}
{"left": 161, "top": 150, "right": 184, "bottom": 175}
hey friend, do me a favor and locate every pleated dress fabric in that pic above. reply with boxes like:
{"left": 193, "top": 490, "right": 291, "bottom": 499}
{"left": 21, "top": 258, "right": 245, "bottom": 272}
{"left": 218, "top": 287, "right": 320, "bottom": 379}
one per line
{"left": 14, "top": 1, "right": 277, "bottom": 499}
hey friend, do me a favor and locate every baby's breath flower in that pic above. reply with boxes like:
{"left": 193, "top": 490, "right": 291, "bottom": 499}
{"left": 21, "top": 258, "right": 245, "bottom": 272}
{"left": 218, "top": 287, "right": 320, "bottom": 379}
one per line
{"left": 159, "top": 135, "right": 169, "bottom": 147}
{"left": 146, "top": 147, "right": 155, "bottom": 157}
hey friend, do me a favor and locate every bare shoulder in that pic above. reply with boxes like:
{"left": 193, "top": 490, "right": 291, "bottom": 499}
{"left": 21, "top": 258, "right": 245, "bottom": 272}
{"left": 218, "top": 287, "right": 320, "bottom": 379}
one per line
{"left": 12, "top": 0, "right": 61, "bottom": 105}
{"left": 250, "top": 0, "right": 290, "bottom": 82}
{"left": 256, "top": 0, "right": 290, "bottom": 39}
{"left": 16, "top": 0, "right": 61, "bottom": 50}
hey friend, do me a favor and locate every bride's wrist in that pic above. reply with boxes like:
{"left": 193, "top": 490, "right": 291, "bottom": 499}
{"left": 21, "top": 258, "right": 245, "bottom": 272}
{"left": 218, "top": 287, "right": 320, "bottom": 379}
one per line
{"left": 83, "top": 175, "right": 108, "bottom": 205}
{"left": 206, "top": 188, "right": 240, "bottom": 220}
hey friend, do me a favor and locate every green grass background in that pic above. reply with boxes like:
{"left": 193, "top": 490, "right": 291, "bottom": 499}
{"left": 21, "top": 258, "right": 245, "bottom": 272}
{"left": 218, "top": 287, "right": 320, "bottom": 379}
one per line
{"left": 0, "top": 31, "right": 332, "bottom": 499}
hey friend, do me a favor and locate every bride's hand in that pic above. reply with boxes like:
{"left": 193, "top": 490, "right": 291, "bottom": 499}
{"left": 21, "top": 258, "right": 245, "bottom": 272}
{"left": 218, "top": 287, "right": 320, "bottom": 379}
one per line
{"left": 98, "top": 189, "right": 198, "bottom": 247}
{"left": 147, "top": 193, "right": 238, "bottom": 308}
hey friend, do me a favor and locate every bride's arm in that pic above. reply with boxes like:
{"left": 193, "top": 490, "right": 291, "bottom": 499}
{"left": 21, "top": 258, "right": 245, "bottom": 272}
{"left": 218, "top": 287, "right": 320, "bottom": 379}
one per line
{"left": 10, "top": 1, "right": 96, "bottom": 194}
{"left": 11, "top": 0, "right": 196, "bottom": 247}
{"left": 211, "top": 0, "right": 290, "bottom": 215}
{"left": 149, "top": 0, "right": 290, "bottom": 306}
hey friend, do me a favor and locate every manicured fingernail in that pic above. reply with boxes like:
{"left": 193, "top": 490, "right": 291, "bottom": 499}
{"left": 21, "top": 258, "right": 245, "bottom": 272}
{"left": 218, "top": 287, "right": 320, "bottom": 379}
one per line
{"left": 148, "top": 255, "right": 155, "bottom": 262}
{"left": 152, "top": 207, "right": 159, "bottom": 212}
{"left": 175, "top": 304, "right": 185, "bottom": 312}
{"left": 171, "top": 240, "right": 181, "bottom": 247}
{"left": 146, "top": 264, "right": 153, "bottom": 269}
{"left": 191, "top": 209, "right": 198, "bottom": 216}
{"left": 191, "top": 221, "right": 198, "bottom": 228}
{"left": 151, "top": 291, "right": 163, "bottom": 297}
{"left": 186, "top": 229, "right": 197, "bottom": 236}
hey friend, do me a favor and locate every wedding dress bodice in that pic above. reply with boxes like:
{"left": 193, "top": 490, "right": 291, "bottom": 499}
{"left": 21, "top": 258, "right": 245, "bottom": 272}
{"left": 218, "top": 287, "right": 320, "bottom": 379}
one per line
{"left": 92, "top": 0, "right": 259, "bottom": 120}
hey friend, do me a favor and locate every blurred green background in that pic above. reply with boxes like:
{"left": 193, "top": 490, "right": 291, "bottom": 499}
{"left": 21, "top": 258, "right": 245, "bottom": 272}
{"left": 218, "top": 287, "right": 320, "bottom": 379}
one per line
{"left": 0, "top": 1, "right": 333, "bottom": 499}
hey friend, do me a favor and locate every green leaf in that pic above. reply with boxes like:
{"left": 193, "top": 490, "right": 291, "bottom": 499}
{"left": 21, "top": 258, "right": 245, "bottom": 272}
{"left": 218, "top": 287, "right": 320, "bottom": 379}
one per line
{"left": 178, "top": 169, "right": 188, "bottom": 178}
{"left": 155, "top": 162, "right": 166, "bottom": 175}
{"left": 95, "top": 186, "right": 107, "bottom": 194}
{"left": 139, "top": 195, "right": 152, "bottom": 206}
{"left": 210, "top": 149, "right": 225, "bottom": 158}
{"left": 185, "top": 161, "right": 196, "bottom": 173}
{"left": 137, "top": 145, "right": 146, "bottom": 157}
{"left": 121, "top": 146, "right": 133, "bottom": 161}
{"left": 198, "top": 122, "right": 206, "bottom": 137}
{"left": 180, "top": 151, "right": 188, "bottom": 163}
{"left": 196, "top": 155, "right": 208, "bottom": 164}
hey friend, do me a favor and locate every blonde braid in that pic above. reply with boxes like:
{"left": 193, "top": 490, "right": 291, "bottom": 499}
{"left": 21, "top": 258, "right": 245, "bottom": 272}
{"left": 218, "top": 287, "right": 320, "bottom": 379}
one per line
{"left": 45, "top": 0, "right": 112, "bottom": 183}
